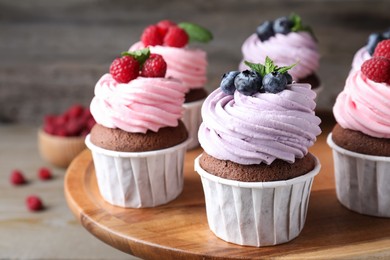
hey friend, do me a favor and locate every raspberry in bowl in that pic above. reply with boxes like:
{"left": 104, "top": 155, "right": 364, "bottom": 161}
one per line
{"left": 38, "top": 104, "right": 95, "bottom": 168}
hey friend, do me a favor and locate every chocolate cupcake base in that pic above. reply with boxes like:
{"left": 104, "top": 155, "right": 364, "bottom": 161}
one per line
{"left": 199, "top": 152, "right": 316, "bottom": 182}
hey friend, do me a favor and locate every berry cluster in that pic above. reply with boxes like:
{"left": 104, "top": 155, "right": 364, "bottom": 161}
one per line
{"left": 256, "top": 13, "right": 314, "bottom": 42}
{"left": 366, "top": 28, "right": 390, "bottom": 55}
{"left": 141, "top": 20, "right": 189, "bottom": 48}
{"left": 220, "top": 57, "right": 295, "bottom": 96}
{"left": 362, "top": 39, "right": 390, "bottom": 84}
{"left": 43, "top": 104, "right": 95, "bottom": 137}
{"left": 10, "top": 167, "right": 54, "bottom": 212}
{"left": 109, "top": 48, "right": 167, "bottom": 83}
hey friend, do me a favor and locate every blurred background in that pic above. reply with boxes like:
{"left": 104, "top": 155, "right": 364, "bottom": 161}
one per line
{"left": 1, "top": 0, "right": 389, "bottom": 124}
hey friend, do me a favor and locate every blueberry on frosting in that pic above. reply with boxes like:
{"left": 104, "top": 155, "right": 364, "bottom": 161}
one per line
{"left": 219, "top": 57, "right": 296, "bottom": 96}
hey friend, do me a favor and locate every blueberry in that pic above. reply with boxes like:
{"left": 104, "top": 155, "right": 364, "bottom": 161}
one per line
{"left": 367, "top": 33, "right": 384, "bottom": 55}
{"left": 285, "top": 72, "right": 293, "bottom": 84}
{"left": 234, "top": 70, "right": 263, "bottom": 96}
{"left": 220, "top": 71, "right": 240, "bottom": 95}
{"left": 382, "top": 28, "right": 390, "bottom": 39}
{"left": 273, "top": 16, "right": 293, "bottom": 35}
{"left": 256, "top": 21, "right": 274, "bottom": 41}
{"left": 262, "top": 72, "right": 288, "bottom": 93}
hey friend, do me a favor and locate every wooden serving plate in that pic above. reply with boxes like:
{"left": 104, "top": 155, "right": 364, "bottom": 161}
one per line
{"left": 65, "top": 122, "right": 390, "bottom": 259}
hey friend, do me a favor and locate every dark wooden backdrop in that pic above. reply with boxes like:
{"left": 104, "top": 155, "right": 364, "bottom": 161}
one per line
{"left": 1, "top": 0, "right": 389, "bottom": 124}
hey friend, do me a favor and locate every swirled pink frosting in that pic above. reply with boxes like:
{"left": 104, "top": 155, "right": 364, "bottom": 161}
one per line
{"left": 198, "top": 84, "right": 321, "bottom": 165}
{"left": 90, "top": 73, "right": 187, "bottom": 133}
{"left": 333, "top": 70, "right": 390, "bottom": 138}
{"left": 239, "top": 32, "right": 320, "bottom": 80}
{"left": 351, "top": 46, "right": 371, "bottom": 72}
{"left": 129, "top": 42, "right": 207, "bottom": 90}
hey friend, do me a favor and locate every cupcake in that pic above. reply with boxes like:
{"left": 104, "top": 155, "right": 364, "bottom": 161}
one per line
{"left": 239, "top": 14, "right": 321, "bottom": 94}
{"left": 38, "top": 104, "right": 95, "bottom": 168}
{"left": 129, "top": 20, "right": 213, "bottom": 149}
{"left": 351, "top": 28, "right": 390, "bottom": 72}
{"left": 195, "top": 57, "right": 322, "bottom": 246}
{"left": 328, "top": 40, "right": 390, "bottom": 217}
{"left": 86, "top": 48, "right": 190, "bottom": 208}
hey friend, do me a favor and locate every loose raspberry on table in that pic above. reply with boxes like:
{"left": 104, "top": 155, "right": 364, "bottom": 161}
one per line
{"left": 10, "top": 170, "right": 26, "bottom": 185}
{"left": 109, "top": 55, "right": 140, "bottom": 83}
{"left": 163, "top": 26, "right": 189, "bottom": 48}
{"left": 26, "top": 195, "right": 44, "bottom": 212}
{"left": 361, "top": 57, "right": 390, "bottom": 84}
{"left": 141, "top": 54, "right": 167, "bottom": 78}
{"left": 38, "top": 167, "right": 52, "bottom": 181}
{"left": 156, "top": 20, "right": 176, "bottom": 38}
{"left": 373, "top": 39, "right": 390, "bottom": 60}
{"left": 141, "top": 25, "right": 163, "bottom": 47}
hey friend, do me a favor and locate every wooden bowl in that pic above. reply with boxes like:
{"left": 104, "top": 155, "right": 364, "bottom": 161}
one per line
{"left": 38, "top": 128, "right": 86, "bottom": 168}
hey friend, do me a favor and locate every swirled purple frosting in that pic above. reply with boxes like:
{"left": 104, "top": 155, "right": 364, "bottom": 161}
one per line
{"left": 198, "top": 84, "right": 321, "bottom": 165}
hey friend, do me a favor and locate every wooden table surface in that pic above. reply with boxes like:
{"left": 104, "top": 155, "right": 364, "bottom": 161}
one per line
{"left": 64, "top": 114, "right": 390, "bottom": 259}
{"left": 0, "top": 124, "right": 133, "bottom": 259}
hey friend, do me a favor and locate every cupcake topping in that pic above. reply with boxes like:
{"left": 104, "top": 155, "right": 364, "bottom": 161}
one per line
{"left": 140, "top": 20, "right": 213, "bottom": 48}
{"left": 109, "top": 48, "right": 167, "bottom": 83}
{"left": 333, "top": 41, "right": 390, "bottom": 139}
{"left": 256, "top": 13, "right": 315, "bottom": 42}
{"left": 361, "top": 40, "right": 390, "bottom": 84}
{"left": 199, "top": 84, "right": 321, "bottom": 165}
{"left": 220, "top": 57, "right": 295, "bottom": 95}
{"left": 365, "top": 28, "right": 390, "bottom": 56}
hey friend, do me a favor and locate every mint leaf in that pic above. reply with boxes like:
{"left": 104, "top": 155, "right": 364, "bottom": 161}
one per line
{"left": 289, "top": 13, "right": 317, "bottom": 41}
{"left": 121, "top": 48, "right": 150, "bottom": 66}
{"left": 244, "top": 61, "right": 266, "bottom": 77}
{"left": 245, "top": 57, "right": 297, "bottom": 76}
{"left": 178, "top": 22, "right": 213, "bottom": 43}
{"left": 265, "top": 56, "right": 277, "bottom": 74}
{"left": 276, "top": 62, "right": 298, "bottom": 74}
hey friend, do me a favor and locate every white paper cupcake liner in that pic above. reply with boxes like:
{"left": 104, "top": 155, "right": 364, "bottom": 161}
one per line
{"left": 85, "top": 135, "right": 190, "bottom": 208}
{"left": 327, "top": 134, "right": 390, "bottom": 217}
{"left": 182, "top": 98, "right": 205, "bottom": 150}
{"left": 194, "top": 154, "right": 321, "bottom": 247}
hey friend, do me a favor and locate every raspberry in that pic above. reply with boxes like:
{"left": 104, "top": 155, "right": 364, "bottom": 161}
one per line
{"left": 38, "top": 167, "right": 52, "bottom": 180}
{"left": 66, "top": 117, "right": 84, "bottom": 136}
{"left": 10, "top": 170, "right": 26, "bottom": 185}
{"left": 141, "top": 25, "right": 163, "bottom": 47}
{"left": 141, "top": 54, "right": 167, "bottom": 78}
{"left": 66, "top": 104, "right": 84, "bottom": 118}
{"left": 109, "top": 56, "right": 140, "bottom": 83}
{"left": 163, "top": 26, "right": 189, "bottom": 47}
{"left": 361, "top": 57, "right": 390, "bottom": 84}
{"left": 373, "top": 39, "right": 390, "bottom": 60}
{"left": 26, "top": 195, "right": 44, "bottom": 212}
{"left": 156, "top": 20, "right": 176, "bottom": 37}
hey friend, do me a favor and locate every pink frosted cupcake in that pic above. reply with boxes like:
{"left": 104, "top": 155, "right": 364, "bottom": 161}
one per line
{"left": 239, "top": 14, "right": 321, "bottom": 94}
{"left": 328, "top": 41, "right": 390, "bottom": 217}
{"left": 195, "top": 57, "right": 322, "bottom": 246}
{"left": 86, "top": 49, "right": 190, "bottom": 208}
{"left": 351, "top": 29, "right": 390, "bottom": 72}
{"left": 130, "top": 20, "right": 213, "bottom": 149}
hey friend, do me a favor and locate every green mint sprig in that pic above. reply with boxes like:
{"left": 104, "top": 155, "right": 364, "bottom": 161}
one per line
{"left": 178, "top": 22, "right": 213, "bottom": 43}
{"left": 244, "top": 56, "right": 297, "bottom": 77}
{"left": 289, "top": 13, "right": 317, "bottom": 41}
{"left": 121, "top": 48, "right": 150, "bottom": 66}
